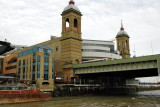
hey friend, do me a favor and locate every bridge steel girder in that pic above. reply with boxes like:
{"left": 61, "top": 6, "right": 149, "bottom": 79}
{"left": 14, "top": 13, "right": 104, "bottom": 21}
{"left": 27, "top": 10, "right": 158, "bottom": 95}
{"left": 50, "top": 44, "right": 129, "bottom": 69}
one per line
{"left": 73, "top": 54, "right": 160, "bottom": 77}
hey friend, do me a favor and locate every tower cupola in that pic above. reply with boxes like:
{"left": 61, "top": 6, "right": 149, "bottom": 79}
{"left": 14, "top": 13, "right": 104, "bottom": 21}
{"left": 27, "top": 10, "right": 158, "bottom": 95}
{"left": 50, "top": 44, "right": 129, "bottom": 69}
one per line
{"left": 69, "top": 0, "right": 75, "bottom": 5}
{"left": 117, "top": 21, "right": 129, "bottom": 37}
{"left": 116, "top": 21, "right": 130, "bottom": 59}
{"left": 63, "top": 0, "right": 80, "bottom": 12}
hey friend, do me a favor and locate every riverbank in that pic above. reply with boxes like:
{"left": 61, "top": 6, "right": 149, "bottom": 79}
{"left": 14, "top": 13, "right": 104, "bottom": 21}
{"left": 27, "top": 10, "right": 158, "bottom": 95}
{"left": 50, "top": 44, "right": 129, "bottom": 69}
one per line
{"left": 1, "top": 85, "right": 160, "bottom": 104}
{"left": 1, "top": 90, "right": 160, "bottom": 107}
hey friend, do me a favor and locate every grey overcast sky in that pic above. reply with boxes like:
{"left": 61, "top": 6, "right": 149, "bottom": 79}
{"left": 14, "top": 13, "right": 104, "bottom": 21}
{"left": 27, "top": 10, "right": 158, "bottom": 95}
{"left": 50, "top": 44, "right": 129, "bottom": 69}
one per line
{"left": 0, "top": 0, "right": 160, "bottom": 82}
{"left": 0, "top": 0, "right": 160, "bottom": 57}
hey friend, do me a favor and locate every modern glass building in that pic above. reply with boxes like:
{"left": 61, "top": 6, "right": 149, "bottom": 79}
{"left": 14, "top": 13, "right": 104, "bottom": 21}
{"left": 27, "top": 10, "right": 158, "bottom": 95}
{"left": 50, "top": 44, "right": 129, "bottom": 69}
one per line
{"left": 18, "top": 46, "right": 54, "bottom": 91}
{"left": 82, "top": 39, "right": 122, "bottom": 61}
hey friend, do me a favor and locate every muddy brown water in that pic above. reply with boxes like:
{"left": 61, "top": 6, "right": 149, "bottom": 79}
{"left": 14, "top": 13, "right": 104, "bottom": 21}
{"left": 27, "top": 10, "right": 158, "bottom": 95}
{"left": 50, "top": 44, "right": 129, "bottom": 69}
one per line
{"left": 1, "top": 90, "right": 160, "bottom": 107}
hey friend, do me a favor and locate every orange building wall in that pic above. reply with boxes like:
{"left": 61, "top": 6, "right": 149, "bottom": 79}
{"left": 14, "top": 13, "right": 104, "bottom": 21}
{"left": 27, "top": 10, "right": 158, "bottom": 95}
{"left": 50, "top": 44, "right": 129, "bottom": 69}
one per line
{"left": 64, "top": 69, "right": 74, "bottom": 83}
{"left": 3, "top": 54, "right": 18, "bottom": 74}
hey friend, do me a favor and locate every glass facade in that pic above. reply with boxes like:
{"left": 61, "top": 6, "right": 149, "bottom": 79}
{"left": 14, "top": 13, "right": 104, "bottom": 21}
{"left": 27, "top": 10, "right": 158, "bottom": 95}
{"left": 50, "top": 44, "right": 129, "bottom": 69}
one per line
{"left": 18, "top": 46, "right": 54, "bottom": 81}
{"left": 18, "top": 46, "right": 53, "bottom": 57}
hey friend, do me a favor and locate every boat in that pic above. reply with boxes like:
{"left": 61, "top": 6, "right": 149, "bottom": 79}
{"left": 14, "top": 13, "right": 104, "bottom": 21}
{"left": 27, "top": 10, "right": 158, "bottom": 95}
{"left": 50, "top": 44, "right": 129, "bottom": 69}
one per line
{"left": 0, "top": 85, "right": 52, "bottom": 104}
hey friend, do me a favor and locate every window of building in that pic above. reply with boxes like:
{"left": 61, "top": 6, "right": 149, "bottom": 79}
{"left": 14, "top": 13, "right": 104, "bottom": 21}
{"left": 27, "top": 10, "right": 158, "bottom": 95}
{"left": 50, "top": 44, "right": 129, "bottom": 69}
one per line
{"left": 26, "top": 59, "right": 28, "bottom": 65}
{"left": 43, "top": 48, "right": 48, "bottom": 53}
{"left": 75, "top": 59, "right": 79, "bottom": 64}
{"left": 56, "top": 47, "right": 59, "bottom": 51}
{"left": 23, "top": 67, "right": 25, "bottom": 77}
{"left": 66, "top": 18, "right": 69, "bottom": 27}
{"left": 74, "top": 18, "right": 78, "bottom": 28}
{"left": 23, "top": 74, "right": 25, "bottom": 80}
{"left": 66, "top": 18, "right": 70, "bottom": 31}
{"left": 23, "top": 59, "right": 25, "bottom": 65}
{"left": 26, "top": 59, "right": 28, "bottom": 79}
{"left": 52, "top": 72, "right": 54, "bottom": 79}
{"left": 48, "top": 50, "right": 52, "bottom": 53}
{"left": 33, "top": 56, "right": 36, "bottom": 63}
{"left": 33, "top": 65, "right": 35, "bottom": 71}
{"left": 8, "top": 57, "right": 17, "bottom": 64}
{"left": 22, "top": 66, "right": 25, "bottom": 80}
{"left": 74, "top": 18, "right": 78, "bottom": 31}
{"left": 18, "top": 67, "right": 21, "bottom": 79}
{"left": 18, "top": 60, "right": 21, "bottom": 66}
{"left": 42, "top": 82, "right": 49, "bottom": 85}
{"left": 37, "top": 55, "right": 40, "bottom": 62}
{"left": 44, "top": 64, "right": 49, "bottom": 80}
{"left": 44, "top": 65, "right": 49, "bottom": 71}
{"left": 82, "top": 43, "right": 115, "bottom": 52}
{"left": 119, "top": 42, "right": 121, "bottom": 48}
{"left": 44, "top": 74, "right": 48, "bottom": 80}
{"left": 32, "top": 74, "right": 35, "bottom": 80}
{"left": 37, "top": 71, "right": 40, "bottom": 78}
{"left": 39, "top": 48, "right": 43, "bottom": 52}
{"left": 52, "top": 57, "right": 54, "bottom": 79}
{"left": 44, "top": 56, "right": 49, "bottom": 63}
{"left": 5, "top": 65, "right": 17, "bottom": 70}
{"left": 82, "top": 49, "right": 110, "bottom": 53}
{"left": 125, "top": 40, "right": 128, "bottom": 49}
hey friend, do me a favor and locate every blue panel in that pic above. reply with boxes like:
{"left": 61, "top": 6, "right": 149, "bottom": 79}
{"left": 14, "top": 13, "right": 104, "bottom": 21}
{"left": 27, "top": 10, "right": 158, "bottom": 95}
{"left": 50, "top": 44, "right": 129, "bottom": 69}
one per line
{"left": 44, "top": 71, "right": 48, "bottom": 74}
{"left": 37, "top": 56, "right": 40, "bottom": 62}
{"left": 44, "top": 63, "right": 49, "bottom": 65}
{"left": 40, "top": 46, "right": 52, "bottom": 50}
{"left": 37, "top": 71, "right": 40, "bottom": 78}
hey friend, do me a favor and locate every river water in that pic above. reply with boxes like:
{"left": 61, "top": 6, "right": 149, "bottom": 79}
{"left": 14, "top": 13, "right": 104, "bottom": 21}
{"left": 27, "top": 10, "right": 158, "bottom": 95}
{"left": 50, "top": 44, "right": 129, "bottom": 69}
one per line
{"left": 1, "top": 90, "right": 160, "bottom": 107}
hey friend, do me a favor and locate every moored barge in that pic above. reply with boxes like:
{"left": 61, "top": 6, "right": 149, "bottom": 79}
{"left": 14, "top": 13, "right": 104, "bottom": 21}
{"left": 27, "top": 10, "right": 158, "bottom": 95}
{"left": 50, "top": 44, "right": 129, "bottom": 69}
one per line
{"left": 0, "top": 86, "right": 52, "bottom": 104}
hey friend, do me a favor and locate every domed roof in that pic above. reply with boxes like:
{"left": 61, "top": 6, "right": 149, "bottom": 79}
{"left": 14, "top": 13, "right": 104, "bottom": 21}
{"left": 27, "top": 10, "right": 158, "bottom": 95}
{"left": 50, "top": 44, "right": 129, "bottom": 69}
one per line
{"left": 117, "top": 30, "right": 128, "bottom": 36}
{"left": 116, "top": 21, "right": 129, "bottom": 37}
{"left": 63, "top": 0, "right": 80, "bottom": 12}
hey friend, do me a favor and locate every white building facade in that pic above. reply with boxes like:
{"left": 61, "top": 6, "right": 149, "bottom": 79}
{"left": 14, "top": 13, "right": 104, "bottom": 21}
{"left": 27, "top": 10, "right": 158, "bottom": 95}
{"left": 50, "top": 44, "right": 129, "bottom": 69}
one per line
{"left": 82, "top": 39, "right": 122, "bottom": 61}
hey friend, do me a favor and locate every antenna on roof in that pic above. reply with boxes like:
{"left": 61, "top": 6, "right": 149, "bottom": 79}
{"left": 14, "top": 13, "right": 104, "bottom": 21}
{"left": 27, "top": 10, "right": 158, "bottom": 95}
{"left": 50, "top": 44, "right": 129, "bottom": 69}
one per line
{"left": 120, "top": 19, "right": 124, "bottom": 31}
{"left": 133, "top": 44, "right": 136, "bottom": 57}
{"left": 151, "top": 41, "right": 153, "bottom": 55}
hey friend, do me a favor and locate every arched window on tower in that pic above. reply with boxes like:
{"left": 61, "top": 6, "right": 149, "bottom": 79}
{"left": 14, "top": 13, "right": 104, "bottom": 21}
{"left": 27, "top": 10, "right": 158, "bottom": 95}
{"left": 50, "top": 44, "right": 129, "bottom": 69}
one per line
{"left": 74, "top": 18, "right": 78, "bottom": 31}
{"left": 75, "top": 59, "right": 80, "bottom": 64}
{"left": 125, "top": 40, "right": 128, "bottom": 49}
{"left": 118, "top": 42, "right": 121, "bottom": 49}
{"left": 66, "top": 18, "right": 70, "bottom": 31}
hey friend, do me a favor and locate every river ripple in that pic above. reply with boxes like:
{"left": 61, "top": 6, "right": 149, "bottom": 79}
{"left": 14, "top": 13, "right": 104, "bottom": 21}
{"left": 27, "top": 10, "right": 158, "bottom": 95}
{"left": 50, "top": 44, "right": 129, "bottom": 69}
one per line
{"left": 1, "top": 90, "right": 160, "bottom": 107}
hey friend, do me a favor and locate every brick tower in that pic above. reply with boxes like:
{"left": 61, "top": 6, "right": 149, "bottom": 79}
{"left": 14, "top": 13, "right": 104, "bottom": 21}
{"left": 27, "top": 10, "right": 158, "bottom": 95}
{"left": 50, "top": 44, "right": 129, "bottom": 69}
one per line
{"left": 61, "top": 0, "right": 82, "bottom": 82}
{"left": 116, "top": 21, "right": 130, "bottom": 58}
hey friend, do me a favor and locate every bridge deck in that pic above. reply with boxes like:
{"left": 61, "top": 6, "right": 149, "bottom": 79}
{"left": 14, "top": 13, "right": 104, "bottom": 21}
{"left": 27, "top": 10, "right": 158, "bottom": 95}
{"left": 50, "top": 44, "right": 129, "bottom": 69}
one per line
{"left": 73, "top": 54, "right": 160, "bottom": 77}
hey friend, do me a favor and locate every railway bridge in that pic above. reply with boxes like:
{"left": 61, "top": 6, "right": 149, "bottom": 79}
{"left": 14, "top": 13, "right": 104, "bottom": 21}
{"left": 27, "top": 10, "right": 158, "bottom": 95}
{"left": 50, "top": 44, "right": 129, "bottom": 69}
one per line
{"left": 73, "top": 54, "right": 160, "bottom": 86}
